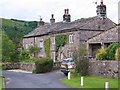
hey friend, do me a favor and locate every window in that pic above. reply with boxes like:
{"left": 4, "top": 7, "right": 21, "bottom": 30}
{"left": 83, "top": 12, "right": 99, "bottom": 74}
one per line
{"left": 26, "top": 44, "right": 28, "bottom": 49}
{"left": 69, "top": 34, "right": 74, "bottom": 44}
{"left": 51, "top": 36, "right": 55, "bottom": 45}
{"left": 68, "top": 52, "right": 73, "bottom": 58}
{"left": 39, "top": 41, "right": 43, "bottom": 48}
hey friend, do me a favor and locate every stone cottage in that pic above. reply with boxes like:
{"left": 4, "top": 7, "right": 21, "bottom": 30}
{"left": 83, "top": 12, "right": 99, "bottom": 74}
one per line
{"left": 23, "top": 0, "right": 117, "bottom": 62}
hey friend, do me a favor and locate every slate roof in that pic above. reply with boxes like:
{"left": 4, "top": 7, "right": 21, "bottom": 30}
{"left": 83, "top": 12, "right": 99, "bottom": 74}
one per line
{"left": 87, "top": 25, "right": 120, "bottom": 43}
{"left": 24, "top": 16, "right": 116, "bottom": 38}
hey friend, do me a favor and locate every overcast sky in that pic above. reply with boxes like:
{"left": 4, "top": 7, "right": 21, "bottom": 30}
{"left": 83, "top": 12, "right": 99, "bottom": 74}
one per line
{"left": 0, "top": 0, "right": 119, "bottom": 24}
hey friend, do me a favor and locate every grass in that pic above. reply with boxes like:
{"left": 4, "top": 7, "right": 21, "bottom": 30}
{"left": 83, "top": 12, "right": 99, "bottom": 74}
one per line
{"left": 60, "top": 75, "right": 119, "bottom": 88}
{"left": 0, "top": 76, "right": 4, "bottom": 90}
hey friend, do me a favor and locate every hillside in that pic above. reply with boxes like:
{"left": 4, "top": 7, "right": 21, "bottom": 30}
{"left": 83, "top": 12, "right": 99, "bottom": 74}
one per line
{"left": 1, "top": 18, "right": 37, "bottom": 48}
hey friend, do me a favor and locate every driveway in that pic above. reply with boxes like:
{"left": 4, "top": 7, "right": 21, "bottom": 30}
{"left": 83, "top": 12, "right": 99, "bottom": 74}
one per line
{"left": 2, "top": 70, "right": 70, "bottom": 88}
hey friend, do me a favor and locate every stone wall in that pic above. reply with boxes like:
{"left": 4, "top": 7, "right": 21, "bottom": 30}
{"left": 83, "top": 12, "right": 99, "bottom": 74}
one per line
{"left": 4, "top": 62, "right": 35, "bottom": 72}
{"left": 89, "top": 60, "right": 119, "bottom": 78}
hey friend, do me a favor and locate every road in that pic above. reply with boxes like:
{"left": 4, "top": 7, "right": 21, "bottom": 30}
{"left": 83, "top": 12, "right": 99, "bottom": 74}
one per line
{"left": 2, "top": 70, "right": 70, "bottom": 88}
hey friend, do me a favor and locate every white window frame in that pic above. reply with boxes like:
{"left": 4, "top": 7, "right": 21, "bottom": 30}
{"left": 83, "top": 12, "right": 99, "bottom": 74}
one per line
{"left": 26, "top": 44, "right": 28, "bottom": 49}
{"left": 39, "top": 41, "right": 43, "bottom": 48}
{"left": 53, "top": 52, "right": 56, "bottom": 63}
{"left": 51, "top": 36, "right": 55, "bottom": 45}
{"left": 69, "top": 52, "right": 73, "bottom": 58}
{"left": 69, "top": 34, "right": 74, "bottom": 44}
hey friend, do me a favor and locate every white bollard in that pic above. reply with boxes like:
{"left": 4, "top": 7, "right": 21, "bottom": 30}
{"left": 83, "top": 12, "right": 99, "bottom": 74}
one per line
{"left": 105, "top": 82, "right": 109, "bottom": 90}
{"left": 81, "top": 76, "right": 84, "bottom": 86}
{"left": 68, "top": 72, "right": 70, "bottom": 80}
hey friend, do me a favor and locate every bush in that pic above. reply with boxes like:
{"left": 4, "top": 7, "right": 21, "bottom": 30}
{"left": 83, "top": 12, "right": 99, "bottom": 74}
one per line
{"left": 19, "top": 50, "right": 29, "bottom": 60}
{"left": 107, "top": 43, "right": 119, "bottom": 60}
{"left": 96, "top": 48, "right": 107, "bottom": 60}
{"left": 33, "top": 58, "right": 53, "bottom": 73}
{"left": 115, "top": 47, "right": 120, "bottom": 61}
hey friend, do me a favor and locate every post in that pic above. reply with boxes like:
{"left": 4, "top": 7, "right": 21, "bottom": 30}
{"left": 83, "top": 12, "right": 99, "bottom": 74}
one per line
{"left": 68, "top": 72, "right": 70, "bottom": 80}
{"left": 81, "top": 76, "right": 84, "bottom": 86}
{"left": 105, "top": 82, "right": 109, "bottom": 90}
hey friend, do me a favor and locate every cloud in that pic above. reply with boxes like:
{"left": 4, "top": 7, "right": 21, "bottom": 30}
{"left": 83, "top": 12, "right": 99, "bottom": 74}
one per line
{"left": 0, "top": 0, "right": 119, "bottom": 23}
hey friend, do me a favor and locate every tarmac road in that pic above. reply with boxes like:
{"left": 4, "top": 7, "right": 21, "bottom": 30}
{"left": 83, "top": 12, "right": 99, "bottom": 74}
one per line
{"left": 2, "top": 70, "right": 70, "bottom": 88}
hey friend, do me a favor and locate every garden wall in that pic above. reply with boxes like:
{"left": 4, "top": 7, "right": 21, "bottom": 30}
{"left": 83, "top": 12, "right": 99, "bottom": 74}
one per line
{"left": 89, "top": 60, "right": 119, "bottom": 78}
{"left": 4, "top": 62, "right": 35, "bottom": 72}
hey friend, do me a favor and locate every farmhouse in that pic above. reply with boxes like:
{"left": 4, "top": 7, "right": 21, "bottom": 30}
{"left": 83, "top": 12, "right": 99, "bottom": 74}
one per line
{"left": 23, "top": 0, "right": 118, "bottom": 62}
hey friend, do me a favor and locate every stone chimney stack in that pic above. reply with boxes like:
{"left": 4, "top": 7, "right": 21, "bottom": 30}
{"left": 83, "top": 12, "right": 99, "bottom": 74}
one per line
{"left": 38, "top": 17, "right": 44, "bottom": 27}
{"left": 96, "top": 0, "right": 106, "bottom": 19}
{"left": 63, "top": 9, "right": 71, "bottom": 22}
{"left": 50, "top": 14, "right": 55, "bottom": 24}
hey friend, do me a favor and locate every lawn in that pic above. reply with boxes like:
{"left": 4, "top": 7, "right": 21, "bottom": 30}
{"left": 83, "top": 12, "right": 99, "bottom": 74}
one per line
{"left": 60, "top": 75, "right": 118, "bottom": 88}
{"left": 0, "top": 76, "right": 4, "bottom": 90}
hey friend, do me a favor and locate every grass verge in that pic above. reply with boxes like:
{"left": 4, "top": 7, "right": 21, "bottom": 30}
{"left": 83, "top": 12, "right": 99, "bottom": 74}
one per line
{"left": 60, "top": 75, "right": 118, "bottom": 88}
{"left": 0, "top": 76, "right": 4, "bottom": 90}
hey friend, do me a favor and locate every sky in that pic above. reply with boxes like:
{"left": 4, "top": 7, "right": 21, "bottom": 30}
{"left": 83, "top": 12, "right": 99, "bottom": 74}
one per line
{"left": 0, "top": 0, "right": 119, "bottom": 24}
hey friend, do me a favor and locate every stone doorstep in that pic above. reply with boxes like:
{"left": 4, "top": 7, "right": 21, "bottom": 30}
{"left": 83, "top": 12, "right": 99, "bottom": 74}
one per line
{"left": 7, "top": 69, "right": 32, "bottom": 73}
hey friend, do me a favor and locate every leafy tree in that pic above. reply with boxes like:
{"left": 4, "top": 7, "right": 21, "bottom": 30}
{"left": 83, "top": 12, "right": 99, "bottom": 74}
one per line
{"left": 29, "top": 45, "right": 40, "bottom": 57}
{"left": 19, "top": 50, "right": 29, "bottom": 60}
{"left": 2, "top": 31, "right": 16, "bottom": 62}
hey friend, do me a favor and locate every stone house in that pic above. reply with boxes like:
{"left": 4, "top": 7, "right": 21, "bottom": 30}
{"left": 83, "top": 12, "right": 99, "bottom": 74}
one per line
{"left": 87, "top": 25, "right": 119, "bottom": 57}
{"left": 23, "top": 0, "right": 117, "bottom": 62}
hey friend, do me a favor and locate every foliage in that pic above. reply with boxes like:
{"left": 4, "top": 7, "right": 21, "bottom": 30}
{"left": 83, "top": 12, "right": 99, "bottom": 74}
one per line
{"left": 72, "top": 45, "right": 89, "bottom": 76}
{"left": 115, "top": 46, "right": 120, "bottom": 61}
{"left": 33, "top": 58, "right": 53, "bottom": 73}
{"left": 96, "top": 48, "right": 107, "bottom": 60}
{"left": 19, "top": 50, "right": 29, "bottom": 60}
{"left": 2, "top": 31, "right": 17, "bottom": 62}
{"left": 1, "top": 18, "right": 37, "bottom": 48}
{"left": 55, "top": 35, "right": 67, "bottom": 52}
{"left": 44, "top": 38, "right": 51, "bottom": 58}
{"left": 107, "top": 43, "right": 120, "bottom": 60}
{"left": 29, "top": 45, "right": 40, "bottom": 57}
{"left": 21, "top": 58, "right": 37, "bottom": 63}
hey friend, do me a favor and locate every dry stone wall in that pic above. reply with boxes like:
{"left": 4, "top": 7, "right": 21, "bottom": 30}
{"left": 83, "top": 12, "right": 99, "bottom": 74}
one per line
{"left": 89, "top": 60, "right": 119, "bottom": 78}
{"left": 4, "top": 62, "right": 35, "bottom": 72}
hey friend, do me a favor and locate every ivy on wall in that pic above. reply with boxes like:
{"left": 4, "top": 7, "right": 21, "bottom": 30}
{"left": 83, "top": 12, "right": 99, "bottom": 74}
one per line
{"left": 44, "top": 38, "right": 51, "bottom": 58}
{"left": 55, "top": 34, "right": 68, "bottom": 53}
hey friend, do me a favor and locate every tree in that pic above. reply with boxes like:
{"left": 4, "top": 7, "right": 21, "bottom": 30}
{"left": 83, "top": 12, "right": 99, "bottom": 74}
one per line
{"left": 2, "top": 31, "right": 16, "bottom": 62}
{"left": 29, "top": 45, "right": 40, "bottom": 58}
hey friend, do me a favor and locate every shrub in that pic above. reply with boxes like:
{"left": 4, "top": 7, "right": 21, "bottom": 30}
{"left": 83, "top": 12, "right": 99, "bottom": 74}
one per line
{"left": 96, "top": 48, "right": 107, "bottom": 60}
{"left": 33, "top": 58, "right": 53, "bottom": 73}
{"left": 72, "top": 45, "right": 89, "bottom": 76}
{"left": 19, "top": 50, "right": 29, "bottom": 60}
{"left": 107, "top": 43, "right": 119, "bottom": 60}
{"left": 115, "top": 47, "right": 120, "bottom": 61}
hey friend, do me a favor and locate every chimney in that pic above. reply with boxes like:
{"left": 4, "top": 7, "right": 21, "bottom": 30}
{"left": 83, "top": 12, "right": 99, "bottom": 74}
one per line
{"left": 38, "top": 17, "right": 44, "bottom": 27}
{"left": 63, "top": 9, "right": 71, "bottom": 22}
{"left": 101, "top": 0, "right": 103, "bottom": 5}
{"left": 96, "top": 0, "right": 106, "bottom": 19}
{"left": 50, "top": 14, "right": 55, "bottom": 24}
{"left": 66, "top": 9, "right": 69, "bottom": 14}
